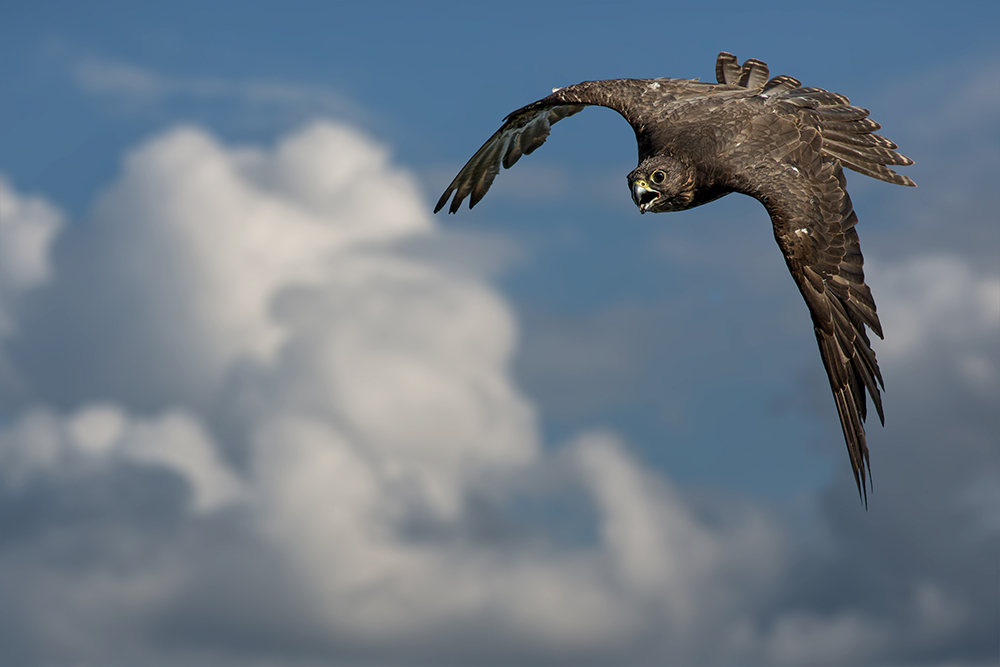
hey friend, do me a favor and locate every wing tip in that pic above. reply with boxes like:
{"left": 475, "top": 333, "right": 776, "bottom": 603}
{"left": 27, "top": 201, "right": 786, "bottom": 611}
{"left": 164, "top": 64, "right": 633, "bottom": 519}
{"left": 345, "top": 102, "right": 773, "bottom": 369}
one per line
{"left": 851, "top": 441, "right": 873, "bottom": 510}
{"left": 862, "top": 455, "right": 872, "bottom": 509}
{"left": 435, "top": 189, "right": 463, "bottom": 214}
{"left": 433, "top": 193, "right": 449, "bottom": 214}
{"left": 849, "top": 454, "right": 870, "bottom": 509}
{"left": 433, "top": 190, "right": 468, "bottom": 215}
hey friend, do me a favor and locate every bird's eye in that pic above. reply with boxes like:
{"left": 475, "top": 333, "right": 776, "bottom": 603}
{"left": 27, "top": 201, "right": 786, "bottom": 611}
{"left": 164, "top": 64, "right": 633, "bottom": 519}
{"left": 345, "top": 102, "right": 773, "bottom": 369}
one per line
{"left": 651, "top": 170, "right": 666, "bottom": 184}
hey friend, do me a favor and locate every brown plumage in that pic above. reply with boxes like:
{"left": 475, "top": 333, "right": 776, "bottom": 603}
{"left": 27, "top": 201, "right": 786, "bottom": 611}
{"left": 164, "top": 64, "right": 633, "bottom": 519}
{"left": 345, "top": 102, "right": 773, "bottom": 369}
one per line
{"left": 435, "top": 52, "right": 915, "bottom": 505}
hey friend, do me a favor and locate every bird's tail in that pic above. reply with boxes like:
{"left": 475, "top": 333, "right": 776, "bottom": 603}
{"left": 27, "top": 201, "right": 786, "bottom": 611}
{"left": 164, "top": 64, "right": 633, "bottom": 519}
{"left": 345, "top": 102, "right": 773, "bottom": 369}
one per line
{"left": 715, "top": 52, "right": 769, "bottom": 88}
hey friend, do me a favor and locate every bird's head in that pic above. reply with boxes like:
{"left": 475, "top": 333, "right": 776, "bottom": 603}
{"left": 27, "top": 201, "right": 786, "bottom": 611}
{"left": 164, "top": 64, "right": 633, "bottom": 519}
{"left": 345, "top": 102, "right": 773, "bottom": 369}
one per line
{"left": 627, "top": 156, "right": 696, "bottom": 213}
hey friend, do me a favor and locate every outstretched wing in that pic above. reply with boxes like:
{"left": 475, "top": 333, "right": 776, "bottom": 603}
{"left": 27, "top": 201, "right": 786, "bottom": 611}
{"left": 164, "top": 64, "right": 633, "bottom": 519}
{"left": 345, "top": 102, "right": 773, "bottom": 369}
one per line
{"left": 434, "top": 100, "right": 585, "bottom": 213}
{"left": 734, "top": 115, "right": 891, "bottom": 503}
{"left": 435, "top": 78, "right": 717, "bottom": 214}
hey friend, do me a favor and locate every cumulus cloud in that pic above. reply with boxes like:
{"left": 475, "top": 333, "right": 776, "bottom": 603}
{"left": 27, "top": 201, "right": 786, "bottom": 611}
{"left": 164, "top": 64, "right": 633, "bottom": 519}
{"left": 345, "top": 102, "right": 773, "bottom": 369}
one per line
{"left": 1, "top": 405, "right": 242, "bottom": 512}
{"left": 0, "top": 176, "right": 64, "bottom": 338}
{"left": 869, "top": 254, "right": 1000, "bottom": 384}
{"left": 4, "top": 123, "right": 432, "bottom": 412}
{"left": 1, "top": 114, "right": 996, "bottom": 667}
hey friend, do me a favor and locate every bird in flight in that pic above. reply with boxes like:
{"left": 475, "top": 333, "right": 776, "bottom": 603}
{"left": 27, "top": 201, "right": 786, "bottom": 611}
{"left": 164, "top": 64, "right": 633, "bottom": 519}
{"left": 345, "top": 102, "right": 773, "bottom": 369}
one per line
{"left": 435, "top": 52, "right": 915, "bottom": 504}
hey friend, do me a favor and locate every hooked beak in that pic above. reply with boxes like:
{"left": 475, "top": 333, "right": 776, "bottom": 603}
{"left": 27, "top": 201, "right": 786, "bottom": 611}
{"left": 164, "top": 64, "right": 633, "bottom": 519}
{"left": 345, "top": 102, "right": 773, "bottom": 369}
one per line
{"left": 631, "top": 181, "right": 658, "bottom": 213}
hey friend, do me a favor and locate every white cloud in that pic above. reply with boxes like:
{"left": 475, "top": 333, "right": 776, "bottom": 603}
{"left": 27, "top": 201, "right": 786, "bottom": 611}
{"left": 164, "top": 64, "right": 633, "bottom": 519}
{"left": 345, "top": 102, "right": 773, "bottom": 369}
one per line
{"left": 1, "top": 116, "right": 995, "bottom": 666}
{"left": 868, "top": 254, "right": 1000, "bottom": 387}
{"left": 251, "top": 426, "right": 783, "bottom": 653}
{"left": 94, "top": 122, "right": 429, "bottom": 369}
{"left": 0, "top": 176, "right": 64, "bottom": 338}
{"left": 122, "top": 411, "right": 244, "bottom": 513}
{"left": 1, "top": 120, "right": 780, "bottom": 662}
{"left": 66, "top": 403, "right": 126, "bottom": 455}
{"left": 2, "top": 122, "right": 434, "bottom": 410}
{"left": 2, "top": 405, "right": 242, "bottom": 513}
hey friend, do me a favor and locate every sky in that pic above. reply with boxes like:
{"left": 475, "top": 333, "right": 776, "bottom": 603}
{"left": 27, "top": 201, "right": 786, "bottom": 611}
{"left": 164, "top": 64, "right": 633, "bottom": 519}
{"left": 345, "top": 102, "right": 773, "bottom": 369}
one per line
{"left": 0, "top": 1, "right": 998, "bottom": 665}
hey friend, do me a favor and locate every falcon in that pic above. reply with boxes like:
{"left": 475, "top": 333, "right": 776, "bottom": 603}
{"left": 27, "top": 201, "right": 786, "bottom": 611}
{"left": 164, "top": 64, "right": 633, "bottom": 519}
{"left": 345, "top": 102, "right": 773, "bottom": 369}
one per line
{"left": 435, "top": 52, "right": 915, "bottom": 504}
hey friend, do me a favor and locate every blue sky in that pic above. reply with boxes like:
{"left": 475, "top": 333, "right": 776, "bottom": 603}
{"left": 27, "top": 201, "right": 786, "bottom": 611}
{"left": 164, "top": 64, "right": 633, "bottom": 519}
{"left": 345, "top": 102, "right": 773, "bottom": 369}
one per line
{"left": 1, "top": 1, "right": 998, "bottom": 665}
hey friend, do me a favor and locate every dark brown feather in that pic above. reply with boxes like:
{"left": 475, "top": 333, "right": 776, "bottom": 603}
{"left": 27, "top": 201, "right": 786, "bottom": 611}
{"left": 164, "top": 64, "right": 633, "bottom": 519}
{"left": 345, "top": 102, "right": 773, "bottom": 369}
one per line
{"left": 761, "top": 75, "right": 802, "bottom": 96}
{"left": 716, "top": 52, "right": 741, "bottom": 85}
{"left": 738, "top": 58, "right": 770, "bottom": 88}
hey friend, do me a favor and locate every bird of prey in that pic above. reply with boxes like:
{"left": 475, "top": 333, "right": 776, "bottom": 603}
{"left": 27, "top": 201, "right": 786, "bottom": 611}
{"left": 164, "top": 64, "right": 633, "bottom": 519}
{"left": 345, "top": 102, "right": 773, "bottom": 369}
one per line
{"left": 435, "top": 52, "right": 914, "bottom": 504}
